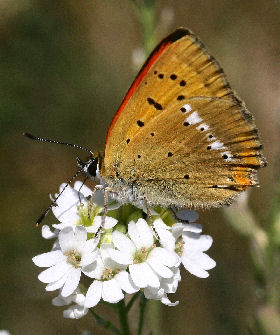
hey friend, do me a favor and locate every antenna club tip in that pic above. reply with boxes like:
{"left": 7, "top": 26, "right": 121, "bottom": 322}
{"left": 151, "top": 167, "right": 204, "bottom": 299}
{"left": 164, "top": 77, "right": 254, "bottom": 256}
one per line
{"left": 23, "top": 132, "right": 35, "bottom": 139}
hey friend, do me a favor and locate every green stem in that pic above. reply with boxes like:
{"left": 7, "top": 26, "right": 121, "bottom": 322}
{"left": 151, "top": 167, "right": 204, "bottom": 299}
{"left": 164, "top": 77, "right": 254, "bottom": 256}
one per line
{"left": 116, "top": 300, "right": 131, "bottom": 335}
{"left": 131, "top": 0, "right": 157, "bottom": 55}
{"left": 137, "top": 293, "right": 148, "bottom": 335}
{"left": 89, "top": 309, "right": 121, "bottom": 335}
{"left": 127, "top": 291, "right": 141, "bottom": 312}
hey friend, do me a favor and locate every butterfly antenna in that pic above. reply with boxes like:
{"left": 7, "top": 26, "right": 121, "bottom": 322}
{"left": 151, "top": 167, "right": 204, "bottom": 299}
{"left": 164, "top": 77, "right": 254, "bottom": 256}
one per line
{"left": 35, "top": 167, "right": 84, "bottom": 227}
{"left": 23, "top": 132, "right": 94, "bottom": 156}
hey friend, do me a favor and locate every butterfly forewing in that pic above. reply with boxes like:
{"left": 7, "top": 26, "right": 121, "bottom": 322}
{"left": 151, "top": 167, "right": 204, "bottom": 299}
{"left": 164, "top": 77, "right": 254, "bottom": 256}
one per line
{"left": 103, "top": 28, "right": 266, "bottom": 208}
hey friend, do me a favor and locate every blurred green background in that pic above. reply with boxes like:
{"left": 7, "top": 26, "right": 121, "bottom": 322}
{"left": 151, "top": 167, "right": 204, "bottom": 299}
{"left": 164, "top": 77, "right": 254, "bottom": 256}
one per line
{"left": 1, "top": 0, "right": 279, "bottom": 334}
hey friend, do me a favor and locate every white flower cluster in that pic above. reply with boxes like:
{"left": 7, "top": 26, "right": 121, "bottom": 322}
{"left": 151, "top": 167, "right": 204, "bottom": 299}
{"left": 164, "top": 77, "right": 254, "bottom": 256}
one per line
{"left": 33, "top": 182, "right": 216, "bottom": 319}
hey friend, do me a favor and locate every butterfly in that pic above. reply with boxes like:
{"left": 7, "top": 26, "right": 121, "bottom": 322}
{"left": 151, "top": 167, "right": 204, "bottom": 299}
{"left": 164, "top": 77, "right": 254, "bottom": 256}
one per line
{"left": 94, "top": 27, "right": 266, "bottom": 209}
{"left": 26, "top": 27, "right": 266, "bottom": 218}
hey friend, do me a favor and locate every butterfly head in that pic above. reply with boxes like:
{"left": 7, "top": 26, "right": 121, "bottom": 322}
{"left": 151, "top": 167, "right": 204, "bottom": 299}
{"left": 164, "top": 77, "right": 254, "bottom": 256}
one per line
{"left": 76, "top": 151, "right": 104, "bottom": 180}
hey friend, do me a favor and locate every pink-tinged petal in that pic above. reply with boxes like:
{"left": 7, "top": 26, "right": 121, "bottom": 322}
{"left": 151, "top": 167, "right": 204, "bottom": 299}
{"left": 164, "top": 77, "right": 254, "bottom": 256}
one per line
{"left": 32, "top": 250, "right": 64, "bottom": 267}
{"left": 149, "top": 247, "right": 179, "bottom": 267}
{"left": 38, "top": 261, "right": 71, "bottom": 283}
{"left": 181, "top": 256, "right": 209, "bottom": 278}
{"left": 102, "top": 279, "right": 124, "bottom": 303}
{"left": 81, "top": 250, "right": 99, "bottom": 267}
{"left": 74, "top": 226, "right": 87, "bottom": 248}
{"left": 129, "top": 263, "right": 160, "bottom": 288}
{"left": 59, "top": 227, "right": 74, "bottom": 252}
{"left": 112, "top": 230, "right": 136, "bottom": 255}
{"left": 107, "top": 249, "right": 133, "bottom": 266}
{"left": 115, "top": 271, "right": 139, "bottom": 294}
{"left": 46, "top": 273, "right": 69, "bottom": 291}
{"left": 61, "top": 268, "right": 81, "bottom": 297}
{"left": 85, "top": 280, "right": 102, "bottom": 308}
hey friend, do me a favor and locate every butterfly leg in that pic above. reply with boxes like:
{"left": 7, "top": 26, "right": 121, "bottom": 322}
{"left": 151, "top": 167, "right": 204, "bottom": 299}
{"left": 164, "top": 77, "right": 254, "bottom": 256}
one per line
{"left": 144, "top": 198, "right": 160, "bottom": 240}
{"left": 87, "top": 184, "right": 101, "bottom": 218}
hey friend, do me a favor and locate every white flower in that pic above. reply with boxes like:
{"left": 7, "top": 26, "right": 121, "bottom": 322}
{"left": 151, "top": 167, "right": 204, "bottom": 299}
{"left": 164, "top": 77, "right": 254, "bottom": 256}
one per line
{"left": 0, "top": 331, "right": 11, "bottom": 335}
{"left": 85, "top": 244, "right": 138, "bottom": 308}
{"left": 175, "top": 223, "right": 216, "bottom": 278}
{"left": 33, "top": 226, "right": 99, "bottom": 297}
{"left": 144, "top": 267, "right": 181, "bottom": 306}
{"left": 154, "top": 218, "right": 216, "bottom": 279}
{"left": 51, "top": 182, "right": 101, "bottom": 230}
{"left": 52, "top": 289, "right": 88, "bottom": 319}
{"left": 109, "top": 219, "right": 179, "bottom": 289}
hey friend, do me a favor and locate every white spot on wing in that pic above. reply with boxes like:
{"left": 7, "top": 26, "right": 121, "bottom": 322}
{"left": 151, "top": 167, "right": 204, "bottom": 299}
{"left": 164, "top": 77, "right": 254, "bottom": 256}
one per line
{"left": 185, "top": 111, "right": 202, "bottom": 125}
{"left": 221, "top": 151, "right": 233, "bottom": 161}
{"left": 206, "top": 134, "right": 216, "bottom": 141}
{"left": 182, "top": 104, "right": 192, "bottom": 113}
{"left": 196, "top": 123, "right": 209, "bottom": 131}
{"left": 211, "top": 141, "right": 226, "bottom": 150}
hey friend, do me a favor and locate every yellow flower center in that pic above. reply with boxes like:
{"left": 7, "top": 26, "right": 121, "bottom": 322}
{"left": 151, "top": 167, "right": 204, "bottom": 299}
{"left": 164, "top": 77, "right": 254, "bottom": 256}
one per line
{"left": 65, "top": 249, "right": 82, "bottom": 268}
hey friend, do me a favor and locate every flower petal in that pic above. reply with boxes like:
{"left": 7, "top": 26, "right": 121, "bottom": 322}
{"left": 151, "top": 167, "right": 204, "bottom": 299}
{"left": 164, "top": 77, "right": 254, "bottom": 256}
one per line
{"left": 74, "top": 226, "right": 87, "bottom": 249}
{"left": 149, "top": 247, "right": 179, "bottom": 267}
{"left": 32, "top": 250, "right": 64, "bottom": 267}
{"left": 81, "top": 250, "right": 99, "bottom": 267}
{"left": 183, "top": 223, "right": 202, "bottom": 234}
{"left": 85, "top": 280, "right": 102, "bottom": 308}
{"left": 61, "top": 268, "right": 81, "bottom": 297}
{"left": 147, "top": 258, "right": 173, "bottom": 279}
{"left": 102, "top": 279, "right": 124, "bottom": 303}
{"left": 46, "top": 272, "right": 69, "bottom": 291}
{"left": 107, "top": 249, "right": 133, "bottom": 266}
{"left": 38, "top": 261, "right": 71, "bottom": 283}
{"left": 115, "top": 271, "right": 139, "bottom": 294}
{"left": 63, "top": 305, "right": 88, "bottom": 319}
{"left": 112, "top": 230, "right": 136, "bottom": 255}
{"left": 128, "top": 219, "right": 153, "bottom": 249}
{"left": 59, "top": 227, "right": 75, "bottom": 252}
{"left": 181, "top": 255, "right": 209, "bottom": 278}
{"left": 129, "top": 263, "right": 160, "bottom": 288}
{"left": 41, "top": 225, "right": 58, "bottom": 239}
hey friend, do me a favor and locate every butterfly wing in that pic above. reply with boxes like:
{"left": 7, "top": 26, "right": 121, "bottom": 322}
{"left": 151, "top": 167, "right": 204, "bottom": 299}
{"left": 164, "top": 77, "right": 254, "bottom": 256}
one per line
{"left": 103, "top": 28, "right": 266, "bottom": 208}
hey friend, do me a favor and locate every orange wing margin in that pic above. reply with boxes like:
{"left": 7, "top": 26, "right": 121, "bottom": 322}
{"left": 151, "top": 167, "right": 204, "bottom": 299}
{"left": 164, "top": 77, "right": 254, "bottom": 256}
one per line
{"left": 105, "top": 28, "right": 189, "bottom": 146}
